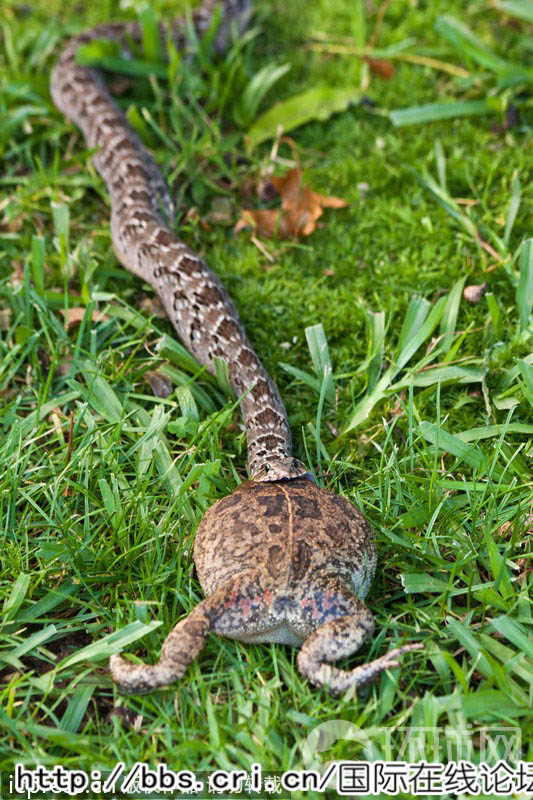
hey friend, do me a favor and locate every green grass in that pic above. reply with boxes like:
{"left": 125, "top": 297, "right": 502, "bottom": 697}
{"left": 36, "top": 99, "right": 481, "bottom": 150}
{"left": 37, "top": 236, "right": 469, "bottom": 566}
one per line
{"left": 1, "top": 0, "right": 532, "bottom": 789}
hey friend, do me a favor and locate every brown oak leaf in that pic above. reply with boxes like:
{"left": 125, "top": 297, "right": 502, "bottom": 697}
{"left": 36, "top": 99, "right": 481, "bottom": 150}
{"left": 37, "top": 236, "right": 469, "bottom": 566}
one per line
{"left": 234, "top": 168, "right": 348, "bottom": 239}
{"left": 60, "top": 308, "right": 109, "bottom": 328}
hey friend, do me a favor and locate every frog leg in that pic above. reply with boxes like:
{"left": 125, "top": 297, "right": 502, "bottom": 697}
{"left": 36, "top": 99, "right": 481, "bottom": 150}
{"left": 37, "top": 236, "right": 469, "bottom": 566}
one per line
{"left": 296, "top": 580, "right": 422, "bottom": 696}
{"left": 109, "top": 569, "right": 272, "bottom": 694}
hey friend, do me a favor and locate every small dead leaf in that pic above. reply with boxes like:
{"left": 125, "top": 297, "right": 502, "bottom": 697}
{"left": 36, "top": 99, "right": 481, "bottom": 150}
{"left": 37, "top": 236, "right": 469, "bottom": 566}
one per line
{"left": 145, "top": 370, "right": 173, "bottom": 398}
{"left": 364, "top": 56, "right": 395, "bottom": 79}
{"left": 235, "top": 168, "right": 348, "bottom": 240}
{"left": 60, "top": 308, "right": 109, "bottom": 329}
{"left": 463, "top": 283, "right": 489, "bottom": 304}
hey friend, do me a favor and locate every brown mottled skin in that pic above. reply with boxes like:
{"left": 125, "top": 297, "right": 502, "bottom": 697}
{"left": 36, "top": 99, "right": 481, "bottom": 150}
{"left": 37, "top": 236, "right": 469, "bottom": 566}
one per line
{"left": 110, "top": 478, "right": 421, "bottom": 695}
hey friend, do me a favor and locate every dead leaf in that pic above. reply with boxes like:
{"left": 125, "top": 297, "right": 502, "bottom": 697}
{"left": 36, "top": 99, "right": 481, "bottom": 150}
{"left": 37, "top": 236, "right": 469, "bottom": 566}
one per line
{"left": 60, "top": 308, "right": 109, "bottom": 329}
{"left": 364, "top": 56, "right": 395, "bottom": 79}
{"left": 463, "top": 283, "right": 489, "bottom": 304}
{"left": 234, "top": 209, "right": 285, "bottom": 238}
{"left": 145, "top": 371, "right": 173, "bottom": 398}
{"left": 235, "top": 168, "right": 348, "bottom": 240}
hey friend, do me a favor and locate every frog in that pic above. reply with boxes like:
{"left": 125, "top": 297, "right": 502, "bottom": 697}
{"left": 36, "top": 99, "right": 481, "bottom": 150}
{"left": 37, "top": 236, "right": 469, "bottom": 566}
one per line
{"left": 110, "top": 476, "right": 421, "bottom": 695}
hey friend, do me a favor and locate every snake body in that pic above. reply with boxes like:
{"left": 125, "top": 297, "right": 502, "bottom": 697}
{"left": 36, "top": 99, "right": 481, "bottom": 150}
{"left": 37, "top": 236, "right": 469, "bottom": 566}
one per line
{"left": 50, "top": 0, "right": 305, "bottom": 482}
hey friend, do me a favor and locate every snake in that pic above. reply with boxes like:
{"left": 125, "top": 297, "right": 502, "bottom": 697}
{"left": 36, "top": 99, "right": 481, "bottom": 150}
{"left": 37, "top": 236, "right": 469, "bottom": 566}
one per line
{"left": 51, "top": 0, "right": 306, "bottom": 484}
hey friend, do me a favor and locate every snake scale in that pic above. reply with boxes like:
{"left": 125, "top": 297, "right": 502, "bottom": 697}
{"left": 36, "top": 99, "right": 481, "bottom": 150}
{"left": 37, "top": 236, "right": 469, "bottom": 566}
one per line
{"left": 51, "top": 0, "right": 421, "bottom": 695}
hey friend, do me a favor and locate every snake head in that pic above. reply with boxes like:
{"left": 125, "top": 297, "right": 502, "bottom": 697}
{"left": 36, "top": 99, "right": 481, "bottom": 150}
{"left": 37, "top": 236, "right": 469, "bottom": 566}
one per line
{"left": 252, "top": 457, "right": 311, "bottom": 483}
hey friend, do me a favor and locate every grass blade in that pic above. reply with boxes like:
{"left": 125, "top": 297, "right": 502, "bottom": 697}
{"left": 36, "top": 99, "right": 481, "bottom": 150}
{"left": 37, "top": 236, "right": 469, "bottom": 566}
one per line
{"left": 455, "top": 422, "right": 533, "bottom": 441}
{"left": 439, "top": 277, "right": 466, "bottom": 354}
{"left": 2, "top": 574, "right": 30, "bottom": 623}
{"left": 396, "top": 296, "right": 430, "bottom": 358}
{"left": 139, "top": 5, "right": 162, "bottom": 63}
{"left": 61, "top": 684, "right": 96, "bottom": 734}
{"left": 234, "top": 63, "right": 291, "bottom": 128}
{"left": 246, "top": 86, "right": 360, "bottom": 148}
{"left": 413, "top": 169, "right": 478, "bottom": 239}
{"left": 435, "top": 15, "right": 510, "bottom": 75}
{"left": 365, "top": 309, "right": 385, "bottom": 391}
{"left": 517, "top": 238, "right": 533, "bottom": 332}
{"left": 390, "top": 100, "right": 490, "bottom": 127}
{"left": 391, "top": 364, "right": 484, "bottom": 390}
{"left": 279, "top": 363, "right": 321, "bottom": 395}
{"left": 396, "top": 296, "right": 447, "bottom": 370}
{"left": 57, "top": 621, "right": 162, "bottom": 670}
{"left": 493, "top": 0, "right": 533, "bottom": 23}
{"left": 1, "top": 625, "right": 58, "bottom": 668}
{"left": 14, "top": 583, "right": 80, "bottom": 622}
{"left": 76, "top": 41, "right": 167, "bottom": 78}
{"left": 489, "top": 616, "right": 533, "bottom": 659}
{"left": 78, "top": 362, "right": 124, "bottom": 424}
{"left": 517, "top": 360, "right": 533, "bottom": 406}
{"left": 486, "top": 293, "right": 502, "bottom": 339}
{"left": 305, "top": 324, "right": 335, "bottom": 406}
{"left": 504, "top": 172, "right": 521, "bottom": 247}
{"left": 418, "top": 422, "right": 487, "bottom": 472}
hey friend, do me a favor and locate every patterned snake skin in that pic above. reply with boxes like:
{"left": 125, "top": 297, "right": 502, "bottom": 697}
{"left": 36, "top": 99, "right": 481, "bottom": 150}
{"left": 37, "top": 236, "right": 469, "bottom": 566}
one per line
{"left": 50, "top": 0, "right": 307, "bottom": 482}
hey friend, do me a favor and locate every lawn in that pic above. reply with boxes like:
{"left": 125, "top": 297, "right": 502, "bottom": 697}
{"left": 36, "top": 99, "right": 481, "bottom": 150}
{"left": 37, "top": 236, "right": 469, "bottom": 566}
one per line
{"left": 1, "top": 0, "right": 532, "bottom": 795}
